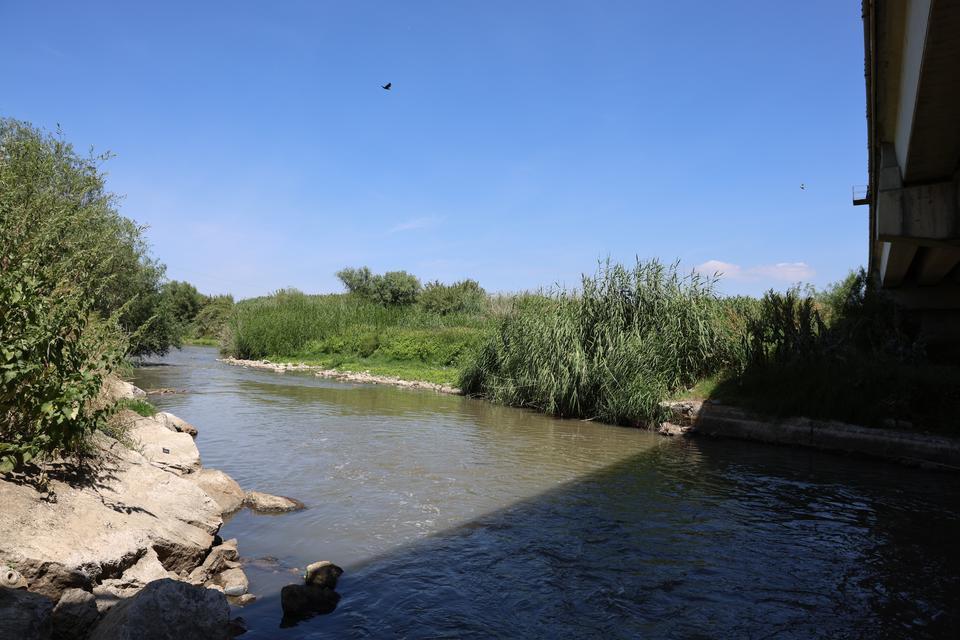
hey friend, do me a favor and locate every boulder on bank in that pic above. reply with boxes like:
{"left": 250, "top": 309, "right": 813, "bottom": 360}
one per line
{"left": 244, "top": 491, "right": 305, "bottom": 513}
{"left": 158, "top": 412, "right": 199, "bottom": 438}
{"left": 129, "top": 415, "right": 202, "bottom": 475}
{"left": 92, "top": 548, "right": 176, "bottom": 613}
{"left": 103, "top": 378, "right": 148, "bottom": 402}
{"left": 0, "top": 586, "right": 54, "bottom": 640}
{"left": 52, "top": 588, "right": 99, "bottom": 640}
{"left": 189, "top": 469, "right": 245, "bottom": 515}
{"left": 0, "top": 432, "right": 221, "bottom": 600}
{"left": 88, "top": 579, "right": 230, "bottom": 640}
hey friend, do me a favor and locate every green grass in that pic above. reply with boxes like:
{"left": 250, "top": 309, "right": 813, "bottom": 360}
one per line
{"left": 182, "top": 336, "right": 219, "bottom": 346}
{"left": 222, "top": 289, "right": 491, "bottom": 385}
{"left": 115, "top": 398, "right": 157, "bottom": 417}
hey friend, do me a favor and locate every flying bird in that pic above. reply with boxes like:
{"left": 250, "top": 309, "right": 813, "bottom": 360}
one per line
{"left": 382, "top": 82, "right": 392, "bottom": 90}
{"left": 800, "top": 183, "right": 806, "bottom": 190}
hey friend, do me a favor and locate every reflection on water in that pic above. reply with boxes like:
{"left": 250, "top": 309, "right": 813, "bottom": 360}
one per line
{"left": 135, "top": 347, "right": 960, "bottom": 638}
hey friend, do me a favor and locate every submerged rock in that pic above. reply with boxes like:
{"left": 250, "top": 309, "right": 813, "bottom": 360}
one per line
{"left": 52, "top": 588, "right": 99, "bottom": 640}
{"left": 280, "top": 584, "right": 340, "bottom": 623}
{"left": 244, "top": 491, "right": 305, "bottom": 513}
{"left": 303, "top": 561, "right": 343, "bottom": 589}
{"left": 88, "top": 579, "right": 230, "bottom": 640}
{"left": 0, "top": 586, "right": 54, "bottom": 640}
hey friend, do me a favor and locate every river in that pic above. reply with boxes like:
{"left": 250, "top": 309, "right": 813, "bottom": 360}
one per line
{"left": 133, "top": 346, "right": 960, "bottom": 638}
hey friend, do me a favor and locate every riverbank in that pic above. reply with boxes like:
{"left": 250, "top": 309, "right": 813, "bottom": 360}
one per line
{"left": 0, "top": 379, "right": 304, "bottom": 639}
{"left": 219, "top": 356, "right": 461, "bottom": 394}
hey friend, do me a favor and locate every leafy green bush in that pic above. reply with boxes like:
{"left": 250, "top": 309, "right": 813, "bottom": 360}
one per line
{"left": 0, "top": 118, "right": 173, "bottom": 470}
{"left": 190, "top": 294, "right": 234, "bottom": 340}
{"left": 336, "top": 266, "right": 421, "bottom": 306}
{"left": 420, "top": 279, "right": 487, "bottom": 315}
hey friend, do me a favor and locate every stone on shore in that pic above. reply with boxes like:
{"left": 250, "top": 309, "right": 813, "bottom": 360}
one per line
{"left": 304, "top": 561, "right": 343, "bottom": 589}
{"left": 92, "top": 548, "right": 176, "bottom": 613}
{"left": 244, "top": 491, "right": 305, "bottom": 513}
{"left": 187, "top": 539, "right": 239, "bottom": 585}
{"left": 158, "top": 412, "right": 199, "bottom": 438}
{"left": 0, "top": 431, "right": 221, "bottom": 600}
{"left": 103, "top": 378, "right": 148, "bottom": 402}
{"left": 190, "top": 469, "right": 245, "bottom": 515}
{"left": 88, "top": 579, "right": 230, "bottom": 640}
{"left": 52, "top": 588, "right": 99, "bottom": 640}
{"left": 657, "top": 422, "right": 695, "bottom": 437}
{"left": 0, "top": 586, "right": 54, "bottom": 640}
{"left": 129, "top": 415, "right": 202, "bottom": 475}
{"left": 214, "top": 567, "right": 249, "bottom": 596}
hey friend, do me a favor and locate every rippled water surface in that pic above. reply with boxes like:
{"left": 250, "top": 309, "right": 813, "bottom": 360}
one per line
{"left": 134, "top": 347, "right": 960, "bottom": 638}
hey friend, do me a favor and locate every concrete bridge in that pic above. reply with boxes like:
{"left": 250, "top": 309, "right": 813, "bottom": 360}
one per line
{"left": 861, "top": 0, "right": 960, "bottom": 343}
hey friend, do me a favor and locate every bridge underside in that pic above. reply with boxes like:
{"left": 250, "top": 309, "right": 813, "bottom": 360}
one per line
{"left": 865, "top": 0, "right": 960, "bottom": 348}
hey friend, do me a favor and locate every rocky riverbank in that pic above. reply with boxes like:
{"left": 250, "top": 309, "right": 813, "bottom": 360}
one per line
{"left": 0, "top": 379, "right": 304, "bottom": 639}
{"left": 220, "top": 357, "right": 461, "bottom": 394}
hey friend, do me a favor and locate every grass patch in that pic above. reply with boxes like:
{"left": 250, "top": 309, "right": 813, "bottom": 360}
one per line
{"left": 115, "top": 398, "right": 157, "bottom": 417}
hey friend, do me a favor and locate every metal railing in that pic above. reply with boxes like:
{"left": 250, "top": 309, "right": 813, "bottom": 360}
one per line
{"left": 852, "top": 184, "right": 870, "bottom": 206}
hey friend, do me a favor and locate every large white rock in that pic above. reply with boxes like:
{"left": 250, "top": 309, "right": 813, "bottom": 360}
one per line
{"left": 102, "top": 378, "right": 147, "bottom": 402}
{"left": 129, "top": 415, "right": 202, "bottom": 476}
{"left": 88, "top": 579, "right": 230, "bottom": 640}
{"left": 0, "top": 432, "right": 221, "bottom": 600}
{"left": 157, "top": 412, "right": 198, "bottom": 438}
{"left": 188, "top": 469, "right": 244, "bottom": 515}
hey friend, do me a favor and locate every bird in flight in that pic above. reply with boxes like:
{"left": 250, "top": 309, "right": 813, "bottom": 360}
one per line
{"left": 800, "top": 183, "right": 806, "bottom": 190}
{"left": 382, "top": 82, "right": 392, "bottom": 90}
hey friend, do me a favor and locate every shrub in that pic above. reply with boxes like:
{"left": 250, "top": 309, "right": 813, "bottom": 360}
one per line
{"left": 459, "top": 260, "right": 733, "bottom": 426}
{"left": 0, "top": 118, "right": 171, "bottom": 470}
{"left": 420, "top": 279, "right": 486, "bottom": 315}
{"left": 336, "top": 266, "right": 421, "bottom": 306}
{"left": 372, "top": 271, "right": 421, "bottom": 306}
{"left": 336, "top": 267, "right": 375, "bottom": 297}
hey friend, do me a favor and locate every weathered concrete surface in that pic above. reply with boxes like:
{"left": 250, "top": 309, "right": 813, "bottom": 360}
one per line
{"left": 188, "top": 469, "right": 245, "bottom": 515}
{"left": 0, "top": 432, "right": 221, "bottom": 600}
{"left": 660, "top": 400, "right": 960, "bottom": 471}
{"left": 88, "top": 579, "right": 230, "bottom": 640}
{"left": 0, "top": 586, "right": 54, "bottom": 640}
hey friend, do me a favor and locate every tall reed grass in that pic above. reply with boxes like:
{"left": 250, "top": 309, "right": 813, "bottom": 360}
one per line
{"left": 459, "top": 260, "right": 740, "bottom": 426}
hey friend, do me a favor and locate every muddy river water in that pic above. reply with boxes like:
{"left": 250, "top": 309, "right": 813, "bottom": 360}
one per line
{"left": 134, "top": 346, "right": 960, "bottom": 638}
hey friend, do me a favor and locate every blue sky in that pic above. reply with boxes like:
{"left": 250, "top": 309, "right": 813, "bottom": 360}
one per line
{"left": 1, "top": 1, "right": 867, "bottom": 299}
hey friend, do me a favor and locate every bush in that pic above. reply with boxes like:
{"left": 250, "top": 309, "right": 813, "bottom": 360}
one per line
{"left": 191, "top": 294, "right": 233, "bottom": 340}
{"left": 0, "top": 119, "right": 155, "bottom": 469}
{"left": 459, "top": 260, "right": 733, "bottom": 426}
{"left": 336, "top": 267, "right": 375, "bottom": 298}
{"left": 372, "top": 271, "right": 421, "bottom": 305}
{"left": 420, "top": 279, "right": 486, "bottom": 315}
{"left": 336, "top": 266, "right": 421, "bottom": 306}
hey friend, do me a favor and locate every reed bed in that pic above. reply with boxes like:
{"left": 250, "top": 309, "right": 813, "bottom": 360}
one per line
{"left": 459, "top": 260, "right": 740, "bottom": 426}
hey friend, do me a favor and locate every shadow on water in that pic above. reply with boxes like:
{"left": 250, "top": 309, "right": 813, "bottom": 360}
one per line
{"left": 237, "top": 439, "right": 960, "bottom": 640}
{"left": 135, "top": 348, "right": 960, "bottom": 639}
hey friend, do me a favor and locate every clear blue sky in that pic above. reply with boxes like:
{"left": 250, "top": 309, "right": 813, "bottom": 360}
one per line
{"left": 1, "top": 1, "right": 867, "bottom": 299}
